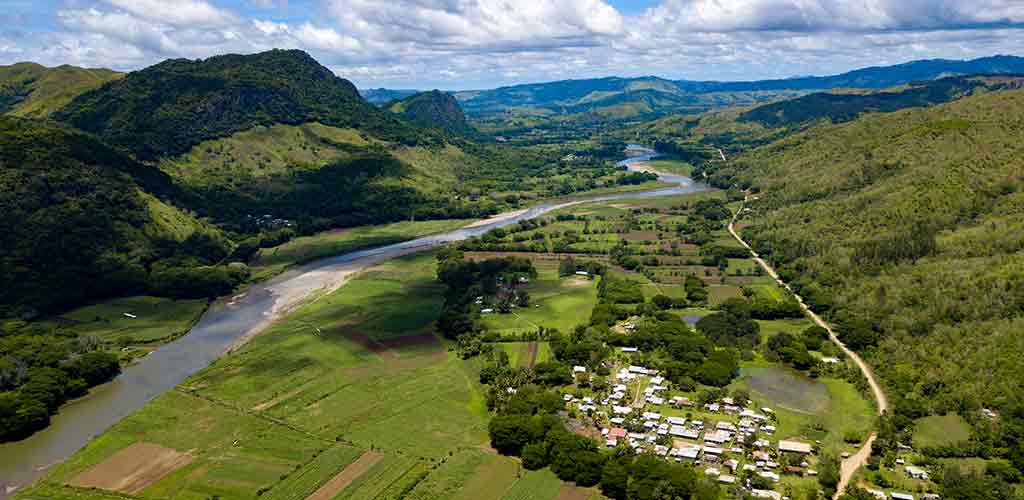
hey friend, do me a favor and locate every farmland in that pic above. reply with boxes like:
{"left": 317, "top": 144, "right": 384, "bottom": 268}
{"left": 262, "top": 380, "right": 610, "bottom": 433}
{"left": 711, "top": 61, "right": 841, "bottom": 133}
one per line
{"left": 48, "top": 296, "right": 208, "bottom": 346}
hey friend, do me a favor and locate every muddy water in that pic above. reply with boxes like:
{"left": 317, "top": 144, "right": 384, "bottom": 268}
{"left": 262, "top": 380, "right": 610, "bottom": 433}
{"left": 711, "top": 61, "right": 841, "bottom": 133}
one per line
{"left": 0, "top": 146, "right": 704, "bottom": 494}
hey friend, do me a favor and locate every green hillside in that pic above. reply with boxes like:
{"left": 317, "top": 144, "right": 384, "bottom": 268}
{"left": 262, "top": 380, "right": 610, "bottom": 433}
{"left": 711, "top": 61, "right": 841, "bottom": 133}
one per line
{"left": 698, "top": 89, "right": 1024, "bottom": 477}
{"left": 0, "top": 62, "right": 122, "bottom": 118}
{"left": 55, "top": 49, "right": 428, "bottom": 160}
{"left": 0, "top": 116, "right": 234, "bottom": 317}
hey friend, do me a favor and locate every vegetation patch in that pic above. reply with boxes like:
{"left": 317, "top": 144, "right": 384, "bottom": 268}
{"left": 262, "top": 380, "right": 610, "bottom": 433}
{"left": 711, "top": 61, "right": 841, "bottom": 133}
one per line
{"left": 913, "top": 414, "right": 973, "bottom": 448}
{"left": 304, "top": 450, "right": 384, "bottom": 500}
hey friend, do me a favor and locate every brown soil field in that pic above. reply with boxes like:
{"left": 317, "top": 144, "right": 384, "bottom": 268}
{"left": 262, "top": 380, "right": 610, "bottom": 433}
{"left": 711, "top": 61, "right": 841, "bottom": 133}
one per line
{"left": 556, "top": 483, "right": 594, "bottom": 500}
{"left": 68, "top": 442, "right": 193, "bottom": 494}
{"left": 305, "top": 450, "right": 384, "bottom": 500}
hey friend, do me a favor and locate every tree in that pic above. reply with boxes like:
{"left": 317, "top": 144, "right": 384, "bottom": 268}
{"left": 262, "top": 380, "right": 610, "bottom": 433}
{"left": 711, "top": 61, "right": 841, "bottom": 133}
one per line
{"left": 521, "top": 442, "right": 549, "bottom": 470}
{"left": 652, "top": 294, "right": 674, "bottom": 310}
{"left": 559, "top": 257, "right": 576, "bottom": 277}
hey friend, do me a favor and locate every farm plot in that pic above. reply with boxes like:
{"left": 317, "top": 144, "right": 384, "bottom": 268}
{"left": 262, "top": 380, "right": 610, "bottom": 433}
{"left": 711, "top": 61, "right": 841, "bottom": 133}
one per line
{"left": 68, "top": 442, "right": 193, "bottom": 494}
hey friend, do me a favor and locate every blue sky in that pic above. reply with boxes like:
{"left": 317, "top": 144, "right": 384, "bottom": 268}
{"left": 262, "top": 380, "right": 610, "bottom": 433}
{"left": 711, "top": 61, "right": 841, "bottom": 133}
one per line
{"left": 3, "top": 0, "right": 1024, "bottom": 90}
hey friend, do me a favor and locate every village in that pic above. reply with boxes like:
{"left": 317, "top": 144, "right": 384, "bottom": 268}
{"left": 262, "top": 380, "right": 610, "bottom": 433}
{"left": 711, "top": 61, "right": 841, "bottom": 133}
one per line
{"left": 562, "top": 351, "right": 820, "bottom": 500}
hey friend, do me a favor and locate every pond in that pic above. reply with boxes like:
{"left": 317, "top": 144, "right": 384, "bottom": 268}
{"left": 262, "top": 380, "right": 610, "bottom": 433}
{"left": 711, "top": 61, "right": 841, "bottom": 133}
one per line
{"left": 740, "top": 365, "right": 830, "bottom": 414}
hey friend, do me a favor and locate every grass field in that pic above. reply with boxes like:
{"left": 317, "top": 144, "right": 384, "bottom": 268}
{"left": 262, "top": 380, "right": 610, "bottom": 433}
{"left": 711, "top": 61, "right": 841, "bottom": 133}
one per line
{"left": 708, "top": 284, "right": 744, "bottom": 305}
{"left": 641, "top": 159, "right": 694, "bottom": 176}
{"left": 913, "top": 414, "right": 973, "bottom": 448}
{"left": 500, "top": 468, "right": 564, "bottom": 500}
{"left": 50, "top": 296, "right": 208, "bottom": 345}
{"left": 480, "top": 261, "right": 598, "bottom": 335}
{"left": 19, "top": 252, "right": 493, "bottom": 500}
{"left": 251, "top": 219, "right": 470, "bottom": 278}
{"left": 746, "top": 282, "right": 787, "bottom": 302}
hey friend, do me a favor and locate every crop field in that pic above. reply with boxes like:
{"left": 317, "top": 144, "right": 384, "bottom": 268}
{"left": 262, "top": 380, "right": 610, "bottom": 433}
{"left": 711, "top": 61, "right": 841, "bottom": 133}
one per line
{"left": 19, "top": 252, "right": 495, "bottom": 500}
{"left": 50, "top": 296, "right": 208, "bottom": 344}
{"left": 251, "top": 219, "right": 470, "bottom": 278}
{"left": 499, "top": 468, "right": 564, "bottom": 500}
{"left": 496, "top": 341, "right": 553, "bottom": 368}
{"left": 746, "top": 282, "right": 787, "bottom": 302}
{"left": 707, "top": 284, "right": 744, "bottom": 305}
{"left": 913, "top": 414, "right": 973, "bottom": 448}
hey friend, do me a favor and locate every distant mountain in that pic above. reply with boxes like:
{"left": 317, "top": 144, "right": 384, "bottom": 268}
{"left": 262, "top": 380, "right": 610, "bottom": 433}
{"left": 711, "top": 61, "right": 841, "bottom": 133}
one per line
{"left": 456, "top": 55, "right": 1024, "bottom": 121}
{"left": 361, "top": 87, "right": 419, "bottom": 105}
{"left": 55, "top": 49, "right": 422, "bottom": 160}
{"left": 387, "top": 90, "right": 473, "bottom": 134}
{"left": 739, "top": 75, "right": 1024, "bottom": 128}
{"left": 0, "top": 62, "right": 121, "bottom": 118}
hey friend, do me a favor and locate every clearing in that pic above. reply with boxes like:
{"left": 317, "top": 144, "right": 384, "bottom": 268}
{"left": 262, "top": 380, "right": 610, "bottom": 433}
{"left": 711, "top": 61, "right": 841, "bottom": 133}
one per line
{"left": 913, "top": 414, "right": 973, "bottom": 448}
{"left": 50, "top": 296, "right": 208, "bottom": 344}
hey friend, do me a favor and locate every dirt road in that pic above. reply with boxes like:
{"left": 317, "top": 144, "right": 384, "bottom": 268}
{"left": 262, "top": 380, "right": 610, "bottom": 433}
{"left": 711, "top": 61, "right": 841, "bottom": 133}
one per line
{"left": 727, "top": 199, "right": 888, "bottom": 499}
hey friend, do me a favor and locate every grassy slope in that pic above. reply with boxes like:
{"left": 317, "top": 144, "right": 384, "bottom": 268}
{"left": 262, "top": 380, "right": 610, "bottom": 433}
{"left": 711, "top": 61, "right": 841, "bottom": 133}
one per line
{"left": 479, "top": 261, "right": 599, "bottom": 335}
{"left": 733, "top": 89, "right": 1024, "bottom": 410}
{"left": 0, "top": 62, "right": 122, "bottom": 118}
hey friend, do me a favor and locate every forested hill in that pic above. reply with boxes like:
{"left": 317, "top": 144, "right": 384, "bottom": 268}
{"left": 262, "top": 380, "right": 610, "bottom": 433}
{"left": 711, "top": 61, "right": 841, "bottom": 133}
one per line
{"left": 387, "top": 90, "right": 473, "bottom": 134}
{"left": 0, "top": 117, "right": 237, "bottom": 317}
{"left": 54, "top": 49, "right": 426, "bottom": 160}
{"left": 0, "top": 63, "right": 122, "bottom": 118}
{"left": 697, "top": 89, "right": 1024, "bottom": 479}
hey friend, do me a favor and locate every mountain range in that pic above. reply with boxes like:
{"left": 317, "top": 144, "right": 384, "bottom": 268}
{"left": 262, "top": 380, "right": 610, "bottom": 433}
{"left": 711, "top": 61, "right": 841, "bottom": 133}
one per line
{"left": 363, "top": 55, "right": 1024, "bottom": 121}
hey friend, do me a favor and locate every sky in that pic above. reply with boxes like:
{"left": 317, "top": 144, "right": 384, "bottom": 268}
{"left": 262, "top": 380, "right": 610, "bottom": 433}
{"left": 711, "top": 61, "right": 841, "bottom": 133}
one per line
{"left": 3, "top": 0, "right": 1024, "bottom": 90}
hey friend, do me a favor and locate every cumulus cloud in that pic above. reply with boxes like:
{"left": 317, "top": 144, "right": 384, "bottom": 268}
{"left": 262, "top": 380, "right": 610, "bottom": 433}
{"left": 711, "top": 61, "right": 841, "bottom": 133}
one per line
{"left": 103, "top": 0, "right": 237, "bottom": 26}
{"left": 6, "top": 0, "right": 1024, "bottom": 88}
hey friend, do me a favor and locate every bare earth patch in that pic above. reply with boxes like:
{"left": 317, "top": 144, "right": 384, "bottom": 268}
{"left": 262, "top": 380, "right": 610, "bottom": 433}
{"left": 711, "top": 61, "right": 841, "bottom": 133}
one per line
{"left": 305, "top": 450, "right": 384, "bottom": 500}
{"left": 68, "top": 442, "right": 193, "bottom": 494}
{"left": 556, "top": 483, "right": 594, "bottom": 500}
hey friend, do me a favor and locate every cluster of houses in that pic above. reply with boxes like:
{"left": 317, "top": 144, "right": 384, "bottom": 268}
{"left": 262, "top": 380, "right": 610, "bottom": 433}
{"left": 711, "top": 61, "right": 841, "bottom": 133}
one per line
{"left": 565, "top": 362, "right": 822, "bottom": 495}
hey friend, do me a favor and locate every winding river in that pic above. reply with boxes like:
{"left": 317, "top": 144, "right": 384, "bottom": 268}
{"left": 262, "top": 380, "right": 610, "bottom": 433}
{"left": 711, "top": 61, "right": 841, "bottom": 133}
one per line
{"left": 0, "top": 146, "right": 706, "bottom": 494}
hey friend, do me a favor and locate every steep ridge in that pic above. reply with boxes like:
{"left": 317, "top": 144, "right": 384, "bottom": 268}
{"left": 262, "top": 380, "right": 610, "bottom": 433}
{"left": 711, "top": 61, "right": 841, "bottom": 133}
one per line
{"left": 54, "top": 49, "right": 426, "bottom": 160}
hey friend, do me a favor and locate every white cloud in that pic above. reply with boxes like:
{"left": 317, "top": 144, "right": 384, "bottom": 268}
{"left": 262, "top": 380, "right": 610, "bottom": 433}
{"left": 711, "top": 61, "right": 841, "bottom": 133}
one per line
{"left": 103, "top": 0, "right": 237, "bottom": 27}
{"left": 5, "top": 0, "right": 1024, "bottom": 88}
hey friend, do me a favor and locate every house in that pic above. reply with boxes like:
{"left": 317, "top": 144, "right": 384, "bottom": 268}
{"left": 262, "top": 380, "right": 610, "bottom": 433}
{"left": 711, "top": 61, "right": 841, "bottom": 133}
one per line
{"left": 704, "top": 467, "right": 720, "bottom": 476}
{"left": 573, "top": 365, "right": 587, "bottom": 374}
{"left": 673, "top": 446, "right": 700, "bottom": 461}
{"left": 672, "top": 396, "right": 694, "bottom": 407}
{"left": 667, "top": 416, "right": 686, "bottom": 426}
{"left": 669, "top": 425, "right": 688, "bottom": 437}
{"left": 606, "top": 438, "right": 618, "bottom": 448}
{"left": 704, "top": 430, "right": 731, "bottom": 444}
{"left": 723, "top": 458, "right": 739, "bottom": 471}
{"left": 752, "top": 489, "right": 782, "bottom": 499}
{"left": 762, "top": 425, "right": 777, "bottom": 434}
{"left": 562, "top": 394, "right": 573, "bottom": 402}
{"left": 758, "top": 471, "right": 780, "bottom": 482}
{"left": 123, "top": 313, "right": 137, "bottom": 319}
{"left": 890, "top": 493, "right": 915, "bottom": 500}
{"left": 621, "top": 347, "right": 639, "bottom": 353}
{"left": 704, "top": 403, "right": 721, "bottom": 412}
{"left": 821, "top": 356, "right": 841, "bottom": 364}
{"left": 905, "top": 465, "right": 929, "bottom": 481}
{"left": 650, "top": 376, "right": 665, "bottom": 385}
{"left": 575, "top": 271, "right": 589, "bottom": 276}
{"left": 778, "top": 440, "right": 813, "bottom": 454}
{"left": 647, "top": 396, "right": 665, "bottom": 405}
{"left": 865, "top": 489, "right": 886, "bottom": 499}
{"left": 609, "top": 428, "right": 628, "bottom": 439}
{"left": 718, "top": 474, "right": 736, "bottom": 484}
{"left": 612, "top": 405, "right": 633, "bottom": 415}
{"left": 702, "top": 445, "right": 724, "bottom": 456}
{"left": 481, "top": 308, "right": 494, "bottom": 314}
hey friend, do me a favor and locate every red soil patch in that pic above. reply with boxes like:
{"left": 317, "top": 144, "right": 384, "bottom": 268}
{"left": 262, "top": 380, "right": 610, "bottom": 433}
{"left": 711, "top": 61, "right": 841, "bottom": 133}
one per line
{"left": 378, "top": 332, "right": 441, "bottom": 350}
{"left": 305, "top": 450, "right": 384, "bottom": 500}
{"left": 68, "top": 442, "right": 193, "bottom": 494}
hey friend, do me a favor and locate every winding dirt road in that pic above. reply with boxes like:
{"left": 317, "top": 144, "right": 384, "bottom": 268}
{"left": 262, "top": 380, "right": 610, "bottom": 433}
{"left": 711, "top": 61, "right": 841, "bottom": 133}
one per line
{"left": 727, "top": 198, "right": 888, "bottom": 499}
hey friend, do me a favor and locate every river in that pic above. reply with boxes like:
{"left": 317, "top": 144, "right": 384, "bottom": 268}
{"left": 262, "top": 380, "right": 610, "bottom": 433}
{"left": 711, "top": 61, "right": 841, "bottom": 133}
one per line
{"left": 0, "top": 146, "right": 706, "bottom": 494}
